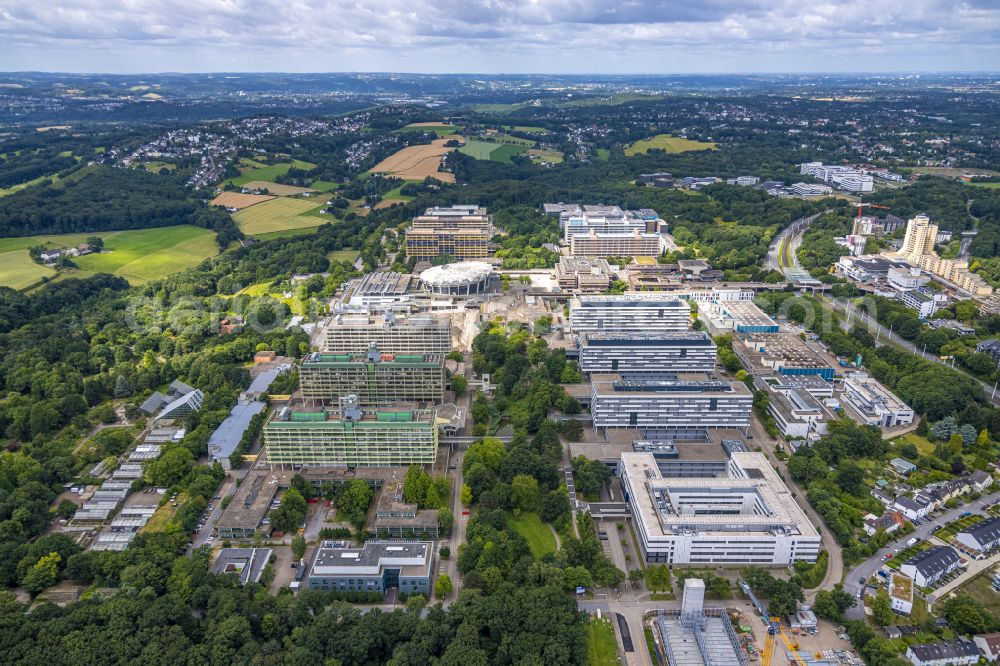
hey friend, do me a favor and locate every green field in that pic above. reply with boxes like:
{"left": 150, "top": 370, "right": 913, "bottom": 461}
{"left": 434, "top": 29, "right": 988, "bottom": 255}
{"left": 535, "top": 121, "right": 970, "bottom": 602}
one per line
{"left": 0, "top": 250, "right": 57, "bottom": 289}
{"left": 233, "top": 197, "right": 330, "bottom": 235}
{"left": 395, "top": 124, "right": 459, "bottom": 137}
{"left": 968, "top": 182, "right": 1000, "bottom": 189}
{"left": 596, "top": 148, "right": 611, "bottom": 161}
{"left": 143, "top": 161, "right": 175, "bottom": 173}
{"left": 74, "top": 226, "right": 219, "bottom": 284}
{"left": 310, "top": 180, "right": 340, "bottom": 191}
{"left": 504, "top": 125, "right": 547, "bottom": 133}
{"left": 528, "top": 149, "right": 564, "bottom": 164}
{"left": 459, "top": 140, "right": 530, "bottom": 163}
{"left": 252, "top": 226, "right": 323, "bottom": 242}
{"left": 957, "top": 573, "right": 1000, "bottom": 617}
{"left": 624, "top": 134, "right": 717, "bottom": 156}
{"left": 228, "top": 159, "right": 317, "bottom": 186}
{"left": 381, "top": 185, "right": 416, "bottom": 202}
{"left": 507, "top": 512, "right": 557, "bottom": 559}
{"left": 586, "top": 617, "right": 621, "bottom": 665}
{"left": 0, "top": 173, "right": 60, "bottom": 197}
{"left": 329, "top": 249, "right": 360, "bottom": 263}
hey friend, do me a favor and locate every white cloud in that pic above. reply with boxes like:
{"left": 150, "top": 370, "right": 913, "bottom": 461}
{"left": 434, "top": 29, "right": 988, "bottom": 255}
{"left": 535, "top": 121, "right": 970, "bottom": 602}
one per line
{"left": 0, "top": 0, "right": 998, "bottom": 72}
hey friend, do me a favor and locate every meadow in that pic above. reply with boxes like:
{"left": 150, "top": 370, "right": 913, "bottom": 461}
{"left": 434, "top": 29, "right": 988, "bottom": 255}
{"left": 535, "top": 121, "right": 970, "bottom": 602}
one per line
{"left": 74, "top": 226, "right": 219, "bottom": 284}
{"left": 624, "top": 134, "right": 718, "bottom": 156}
{"left": 0, "top": 251, "right": 57, "bottom": 289}
{"left": 459, "top": 139, "right": 530, "bottom": 163}
{"left": 396, "top": 122, "right": 460, "bottom": 137}
{"left": 228, "top": 159, "right": 317, "bottom": 186}
{"left": 233, "top": 197, "right": 330, "bottom": 235}
{"left": 506, "top": 512, "right": 556, "bottom": 559}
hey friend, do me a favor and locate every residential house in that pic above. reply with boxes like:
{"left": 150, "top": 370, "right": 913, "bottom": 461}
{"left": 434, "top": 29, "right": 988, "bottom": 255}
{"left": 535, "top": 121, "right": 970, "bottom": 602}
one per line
{"left": 956, "top": 516, "right": 1000, "bottom": 553}
{"left": 863, "top": 511, "right": 906, "bottom": 537}
{"left": 894, "top": 496, "right": 929, "bottom": 521}
{"left": 889, "top": 573, "right": 913, "bottom": 615}
{"left": 900, "top": 545, "right": 961, "bottom": 587}
{"left": 872, "top": 489, "right": 895, "bottom": 507}
{"left": 905, "top": 641, "right": 980, "bottom": 666}
{"left": 974, "top": 633, "right": 1000, "bottom": 663}
{"left": 972, "top": 470, "right": 995, "bottom": 493}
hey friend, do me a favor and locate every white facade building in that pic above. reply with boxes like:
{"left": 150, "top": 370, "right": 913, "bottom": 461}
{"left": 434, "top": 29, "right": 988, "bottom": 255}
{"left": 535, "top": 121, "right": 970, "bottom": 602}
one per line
{"left": 621, "top": 451, "right": 821, "bottom": 565}
{"left": 841, "top": 373, "right": 914, "bottom": 428}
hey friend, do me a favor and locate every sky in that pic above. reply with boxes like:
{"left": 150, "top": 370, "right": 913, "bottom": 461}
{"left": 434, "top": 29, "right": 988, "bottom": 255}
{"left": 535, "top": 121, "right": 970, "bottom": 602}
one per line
{"left": 1, "top": 0, "right": 999, "bottom": 74}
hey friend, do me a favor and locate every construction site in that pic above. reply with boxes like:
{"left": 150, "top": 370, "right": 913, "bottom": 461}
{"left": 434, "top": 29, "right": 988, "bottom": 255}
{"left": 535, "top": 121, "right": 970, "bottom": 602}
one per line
{"left": 644, "top": 579, "right": 860, "bottom": 666}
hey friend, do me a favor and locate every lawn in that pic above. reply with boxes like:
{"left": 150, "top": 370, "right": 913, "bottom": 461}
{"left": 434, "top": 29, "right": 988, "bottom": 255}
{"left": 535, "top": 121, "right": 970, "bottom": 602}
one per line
{"left": 228, "top": 159, "right": 317, "bottom": 186}
{"left": 252, "top": 226, "right": 323, "bottom": 242}
{"left": 624, "top": 134, "right": 717, "bottom": 156}
{"left": 938, "top": 515, "right": 983, "bottom": 541}
{"left": 892, "top": 432, "right": 936, "bottom": 456}
{"left": 596, "top": 148, "right": 611, "bottom": 161}
{"left": 143, "top": 493, "right": 188, "bottom": 533}
{"left": 329, "top": 249, "right": 360, "bottom": 264}
{"left": 0, "top": 250, "right": 57, "bottom": 289}
{"left": 585, "top": 617, "right": 621, "bottom": 666}
{"left": 143, "top": 161, "right": 175, "bottom": 173}
{"left": 74, "top": 226, "right": 219, "bottom": 285}
{"left": 233, "top": 198, "right": 329, "bottom": 235}
{"left": 507, "top": 511, "right": 557, "bottom": 559}
{"left": 528, "top": 148, "right": 564, "bottom": 164}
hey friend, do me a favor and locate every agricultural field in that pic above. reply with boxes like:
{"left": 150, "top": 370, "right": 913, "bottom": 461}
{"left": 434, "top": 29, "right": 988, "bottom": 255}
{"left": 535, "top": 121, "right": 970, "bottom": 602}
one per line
{"left": 459, "top": 139, "right": 530, "bottom": 163}
{"left": 0, "top": 250, "right": 57, "bottom": 289}
{"left": 233, "top": 197, "right": 330, "bottom": 235}
{"left": 504, "top": 125, "right": 547, "bottom": 133}
{"left": 239, "top": 181, "right": 317, "bottom": 196}
{"left": 309, "top": 179, "right": 340, "bottom": 192}
{"left": 369, "top": 138, "right": 457, "bottom": 182}
{"left": 74, "top": 225, "right": 219, "bottom": 285}
{"left": 227, "top": 159, "right": 316, "bottom": 186}
{"left": 210, "top": 192, "right": 275, "bottom": 209}
{"left": 396, "top": 122, "right": 460, "bottom": 137}
{"left": 507, "top": 512, "right": 557, "bottom": 559}
{"left": 624, "top": 134, "right": 717, "bottom": 156}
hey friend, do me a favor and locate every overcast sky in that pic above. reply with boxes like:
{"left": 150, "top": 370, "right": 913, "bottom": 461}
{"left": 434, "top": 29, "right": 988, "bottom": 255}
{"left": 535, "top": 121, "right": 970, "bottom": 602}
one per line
{"left": 1, "top": 0, "right": 998, "bottom": 74}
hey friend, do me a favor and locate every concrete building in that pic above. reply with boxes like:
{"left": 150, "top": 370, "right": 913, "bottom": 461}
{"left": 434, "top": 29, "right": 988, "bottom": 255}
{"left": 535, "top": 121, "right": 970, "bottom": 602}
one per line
{"left": 264, "top": 396, "right": 438, "bottom": 468}
{"left": 216, "top": 470, "right": 281, "bottom": 540}
{"left": 578, "top": 331, "right": 717, "bottom": 376}
{"left": 621, "top": 451, "right": 821, "bottom": 565}
{"left": 562, "top": 207, "right": 649, "bottom": 243}
{"left": 891, "top": 215, "right": 993, "bottom": 298}
{"left": 555, "top": 256, "right": 613, "bottom": 292}
{"left": 639, "top": 173, "right": 674, "bottom": 187}
{"left": 956, "top": 516, "right": 1000, "bottom": 553}
{"left": 890, "top": 573, "right": 913, "bottom": 615}
{"left": 404, "top": 205, "right": 493, "bottom": 261}
{"left": 765, "top": 388, "right": 832, "bottom": 440}
{"left": 900, "top": 288, "right": 948, "bottom": 318}
{"left": 339, "top": 271, "right": 416, "bottom": 309}
{"left": 701, "top": 301, "right": 779, "bottom": 335}
{"left": 733, "top": 333, "right": 835, "bottom": 381}
{"left": 308, "top": 540, "right": 433, "bottom": 595}
{"left": 800, "top": 162, "right": 874, "bottom": 192}
{"left": 788, "top": 183, "right": 833, "bottom": 196}
{"left": 569, "top": 229, "right": 665, "bottom": 258}
{"left": 590, "top": 374, "right": 753, "bottom": 438}
{"left": 900, "top": 214, "right": 938, "bottom": 259}
{"left": 682, "top": 578, "right": 706, "bottom": 614}
{"left": 836, "top": 255, "right": 912, "bottom": 283}
{"left": 887, "top": 266, "right": 930, "bottom": 291}
{"left": 570, "top": 294, "right": 691, "bottom": 333}
{"left": 900, "top": 545, "right": 961, "bottom": 587}
{"left": 299, "top": 345, "right": 446, "bottom": 407}
{"left": 210, "top": 548, "right": 273, "bottom": 584}
{"left": 841, "top": 373, "right": 914, "bottom": 428}
{"left": 322, "top": 312, "right": 452, "bottom": 355}
{"left": 905, "top": 641, "right": 980, "bottom": 666}
{"left": 373, "top": 482, "right": 440, "bottom": 539}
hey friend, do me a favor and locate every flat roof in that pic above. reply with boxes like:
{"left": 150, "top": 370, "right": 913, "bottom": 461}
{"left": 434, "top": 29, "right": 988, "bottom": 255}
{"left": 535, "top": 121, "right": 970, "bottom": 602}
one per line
{"left": 208, "top": 400, "right": 266, "bottom": 461}
{"left": 301, "top": 351, "right": 443, "bottom": 367}
{"left": 622, "top": 451, "right": 818, "bottom": 537}
{"left": 216, "top": 470, "right": 281, "bottom": 531}
{"left": 591, "top": 373, "right": 749, "bottom": 397}
{"left": 582, "top": 331, "right": 716, "bottom": 347}
{"left": 311, "top": 540, "right": 432, "bottom": 578}
{"left": 210, "top": 547, "right": 274, "bottom": 584}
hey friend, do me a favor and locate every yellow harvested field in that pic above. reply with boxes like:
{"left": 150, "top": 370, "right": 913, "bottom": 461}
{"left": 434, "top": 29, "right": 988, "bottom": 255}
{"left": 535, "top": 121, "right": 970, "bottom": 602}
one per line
{"left": 370, "top": 138, "right": 457, "bottom": 183}
{"left": 233, "top": 197, "right": 325, "bottom": 235}
{"left": 374, "top": 199, "right": 407, "bottom": 209}
{"left": 240, "top": 181, "right": 317, "bottom": 196}
{"left": 210, "top": 192, "right": 275, "bottom": 209}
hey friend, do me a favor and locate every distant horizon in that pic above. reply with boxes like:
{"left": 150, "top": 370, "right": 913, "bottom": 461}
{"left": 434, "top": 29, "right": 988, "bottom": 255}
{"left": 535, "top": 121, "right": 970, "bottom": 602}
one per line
{"left": 2, "top": 0, "right": 998, "bottom": 75}
{"left": 2, "top": 70, "right": 999, "bottom": 77}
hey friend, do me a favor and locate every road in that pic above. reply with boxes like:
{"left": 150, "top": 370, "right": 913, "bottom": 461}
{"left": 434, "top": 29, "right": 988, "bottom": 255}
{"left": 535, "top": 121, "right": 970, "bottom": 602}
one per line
{"left": 747, "top": 414, "right": 844, "bottom": 600}
{"left": 766, "top": 212, "right": 826, "bottom": 275}
{"left": 817, "top": 294, "right": 1000, "bottom": 407}
{"left": 191, "top": 473, "right": 239, "bottom": 549}
{"left": 842, "top": 491, "right": 1000, "bottom": 620}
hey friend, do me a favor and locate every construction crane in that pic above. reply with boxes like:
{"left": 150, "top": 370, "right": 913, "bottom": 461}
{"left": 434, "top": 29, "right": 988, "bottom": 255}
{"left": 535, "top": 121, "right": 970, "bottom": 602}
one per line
{"left": 852, "top": 202, "right": 891, "bottom": 221}
{"left": 739, "top": 580, "right": 807, "bottom": 666}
